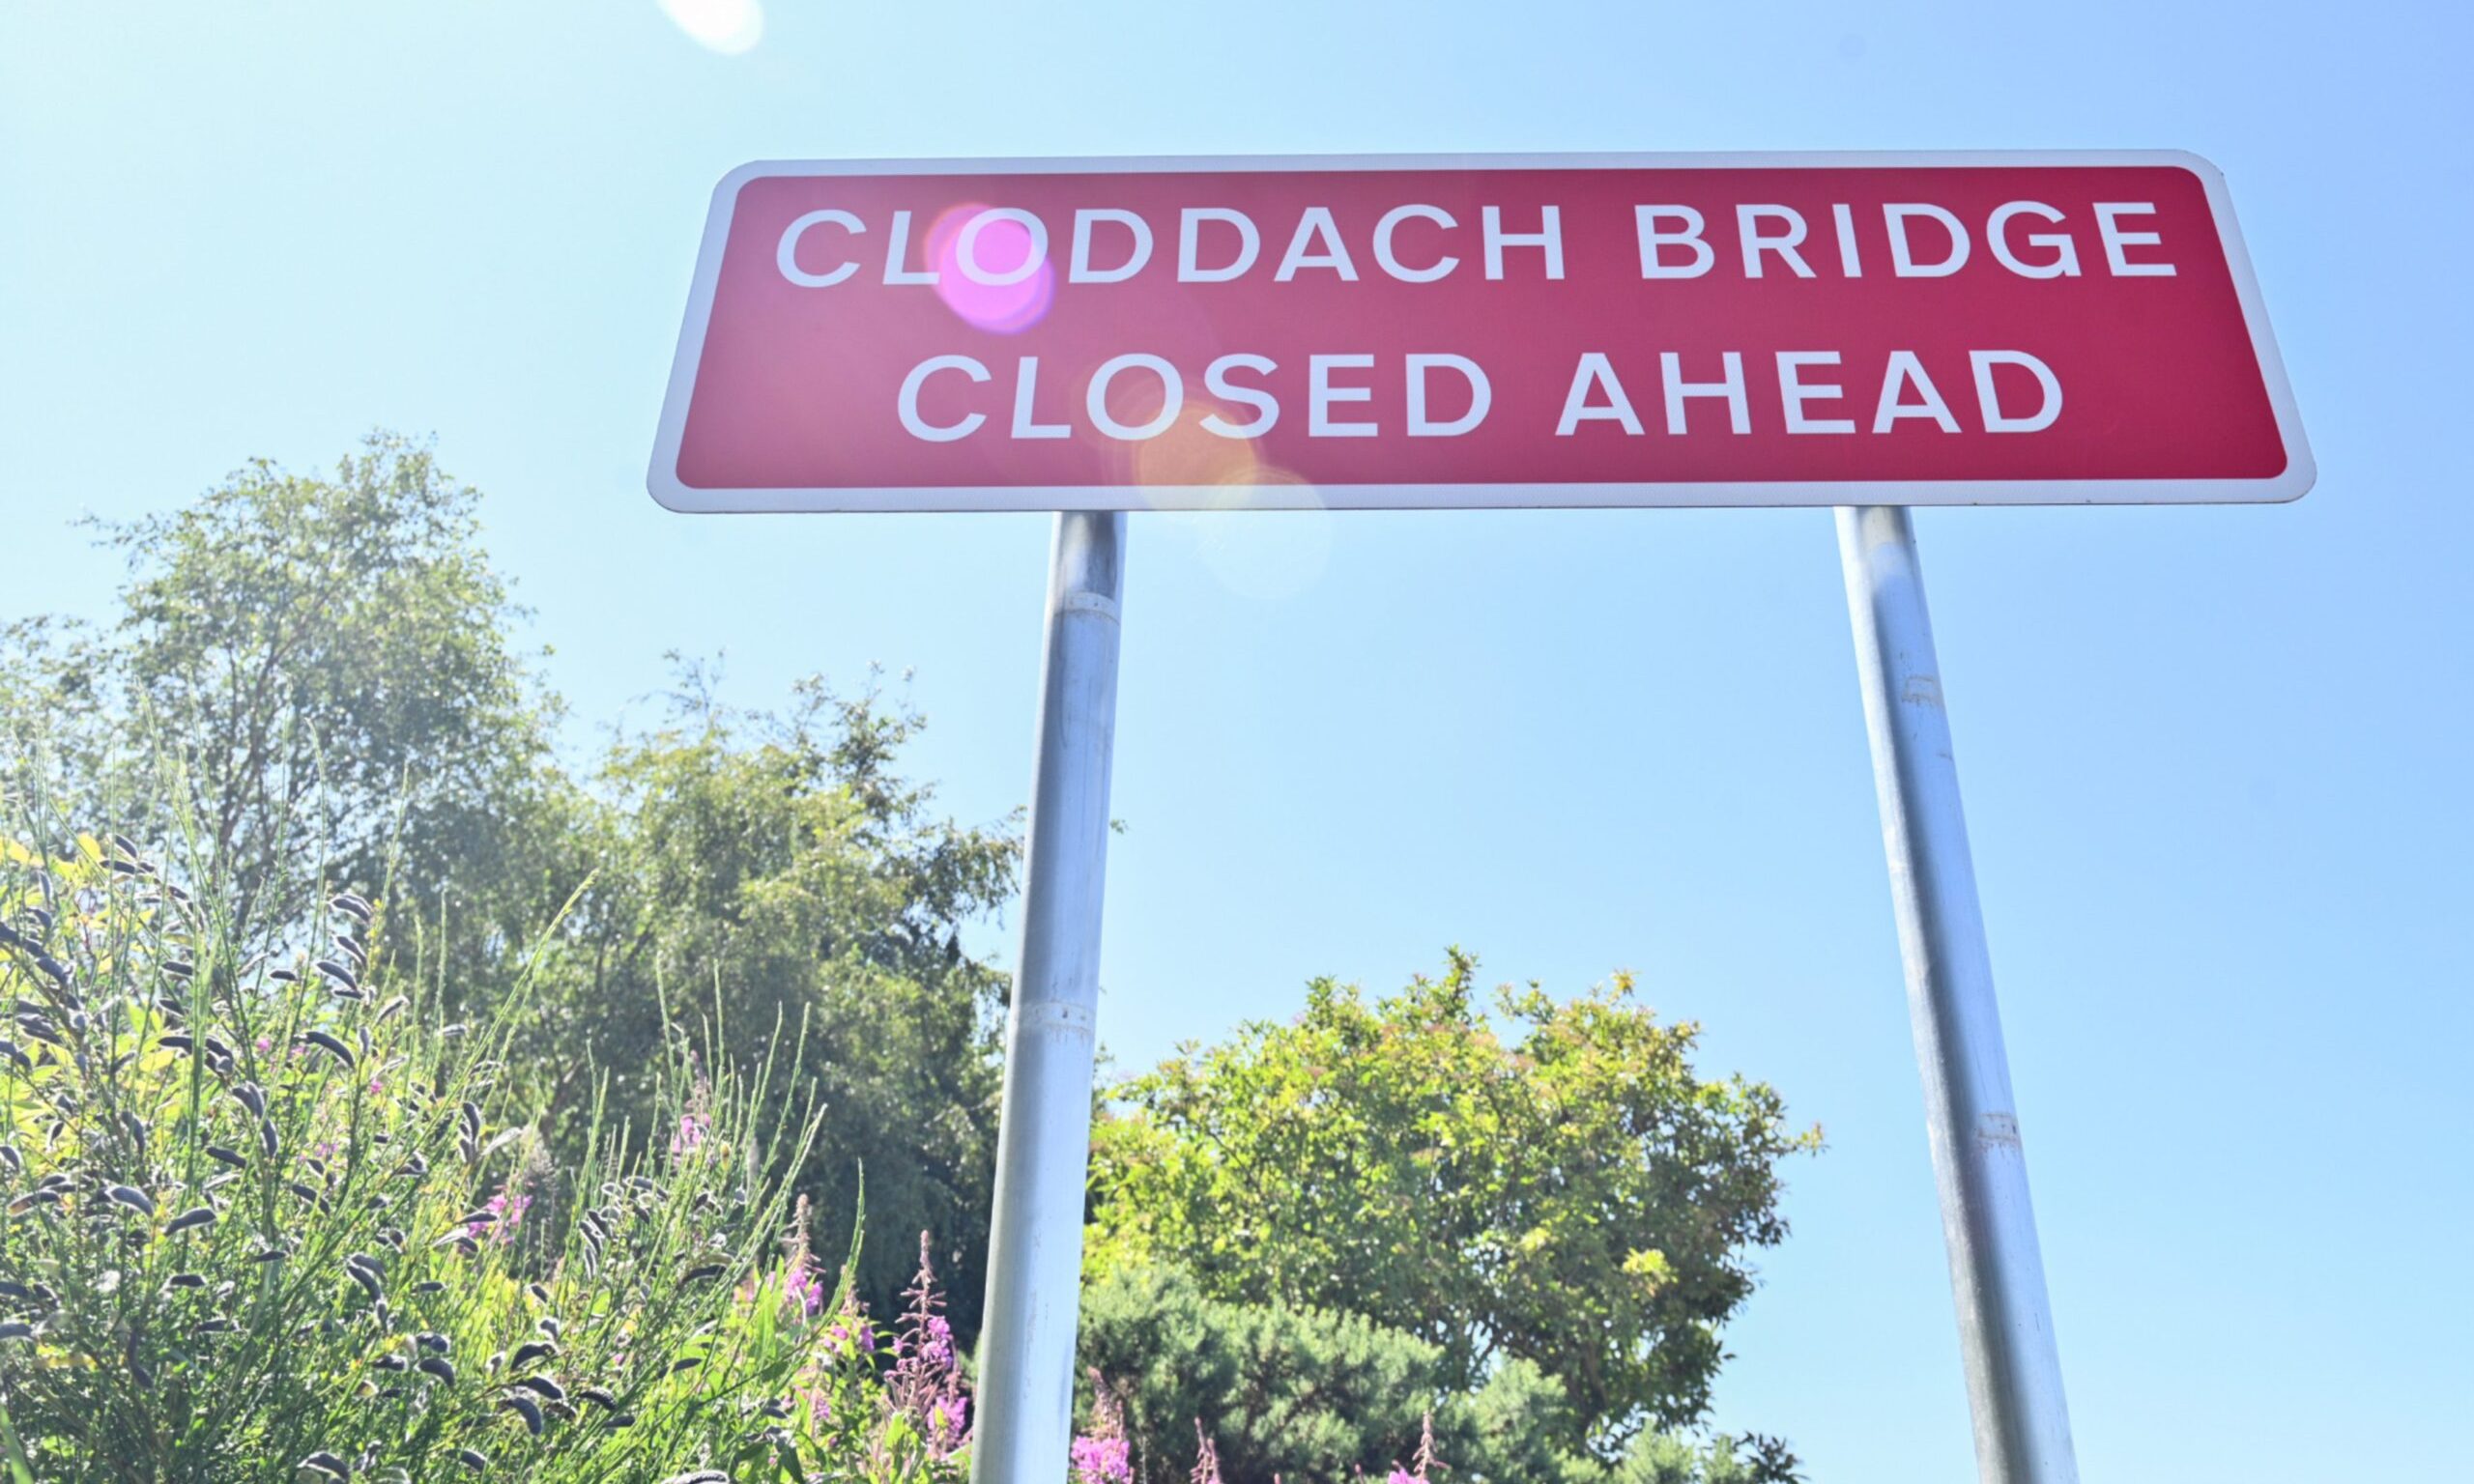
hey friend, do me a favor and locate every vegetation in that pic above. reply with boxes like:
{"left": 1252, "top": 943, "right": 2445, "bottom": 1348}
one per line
{"left": 1, "top": 438, "right": 1816, "bottom": 1480}
{"left": 0, "top": 437, "right": 1017, "bottom": 1339}
{"left": 0, "top": 828, "right": 970, "bottom": 1482}
{"left": 1086, "top": 956, "right": 1820, "bottom": 1458}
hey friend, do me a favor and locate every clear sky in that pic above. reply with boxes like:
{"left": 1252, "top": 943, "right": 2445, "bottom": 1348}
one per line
{"left": 4, "top": 4, "right": 2468, "bottom": 1481}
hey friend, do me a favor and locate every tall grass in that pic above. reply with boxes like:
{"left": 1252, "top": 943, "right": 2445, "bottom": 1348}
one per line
{"left": 0, "top": 824, "right": 970, "bottom": 1483}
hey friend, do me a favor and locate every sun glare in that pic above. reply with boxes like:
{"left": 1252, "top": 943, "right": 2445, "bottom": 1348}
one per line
{"left": 657, "top": 0, "right": 764, "bottom": 55}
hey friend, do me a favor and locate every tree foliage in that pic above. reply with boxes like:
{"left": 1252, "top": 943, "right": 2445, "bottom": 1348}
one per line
{"left": 523, "top": 670, "right": 1017, "bottom": 1340}
{"left": 0, "top": 436, "right": 1021, "bottom": 1337}
{"left": 1085, "top": 953, "right": 1820, "bottom": 1455}
{"left": 0, "top": 435, "right": 573, "bottom": 956}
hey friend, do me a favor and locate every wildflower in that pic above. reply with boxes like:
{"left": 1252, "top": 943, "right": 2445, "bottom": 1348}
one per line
{"left": 467, "top": 1184, "right": 532, "bottom": 1245}
{"left": 785, "top": 1258, "right": 824, "bottom": 1319}
{"left": 1072, "top": 1372, "right": 1134, "bottom": 1484}
{"left": 1193, "top": 1423, "right": 1224, "bottom": 1484}
{"left": 1387, "top": 1410, "right": 1441, "bottom": 1484}
{"left": 669, "top": 1110, "right": 708, "bottom": 1157}
{"left": 889, "top": 1232, "right": 971, "bottom": 1457}
{"left": 1070, "top": 1435, "right": 1133, "bottom": 1484}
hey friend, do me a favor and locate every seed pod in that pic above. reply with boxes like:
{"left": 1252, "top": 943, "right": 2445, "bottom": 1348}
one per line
{"left": 163, "top": 959, "right": 193, "bottom": 980}
{"left": 509, "top": 1341, "right": 558, "bottom": 1370}
{"left": 512, "top": 1372, "right": 566, "bottom": 1401}
{"left": 259, "top": 1120, "right": 280, "bottom": 1158}
{"left": 191, "top": 1316, "right": 240, "bottom": 1335}
{"left": 497, "top": 1392, "right": 544, "bottom": 1435}
{"left": 418, "top": 1356, "right": 457, "bottom": 1384}
{"left": 453, "top": 1448, "right": 489, "bottom": 1472}
{"left": 205, "top": 1173, "right": 244, "bottom": 1193}
{"left": 438, "top": 1023, "right": 468, "bottom": 1040}
{"left": 0, "top": 1322, "right": 35, "bottom": 1340}
{"left": 298, "top": 1031, "right": 357, "bottom": 1069}
{"left": 417, "top": 1330, "right": 449, "bottom": 1353}
{"left": 331, "top": 893, "right": 373, "bottom": 925}
{"left": 104, "top": 1184, "right": 157, "bottom": 1217}
{"left": 167, "top": 1272, "right": 207, "bottom": 1289}
{"left": 166, "top": 1207, "right": 217, "bottom": 1235}
{"left": 207, "top": 1144, "right": 246, "bottom": 1169}
{"left": 374, "top": 1354, "right": 410, "bottom": 1372}
{"left": 661, "top": 1472, "right": 730, "bottom": 1484}
{"left": 376, "top": 996, "right": 408, "bottom": 1022}
{"left": 232, "top": 1082, "right": 267, "bottom": 1118}
{"left": 526, "top": 1284, "right": 550, "bottom": 1306}
{"left": 576, "top": 1386, "right": 618, "bottom": 1411}
{"left": 680, "top": 1263, "right": 726, "bottom": 1283}
{"left": 158, "top": 1034, "right": 194, "bottom": 1053}
{"left": 314, "top": 957, "right": 359, "bottom": 992}
{"left": 414, "top": 1281, "right": 446, "bottom": 1295}
{"left": 297, "top": 1451, "right": 350, "bottom": 1480}
{"left": 0, "top": 1042, "right": 32, "bottom": 1072}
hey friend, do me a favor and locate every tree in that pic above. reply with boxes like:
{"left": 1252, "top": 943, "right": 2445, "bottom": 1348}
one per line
{"left": 0, "top": 439, "right": 1023, "bottom": 1337}
{"left": 521, "top": 668, "right": 1019, "bottom": 1337}
{"left": 0, "top": 433, "right": 579, "bottom": 971}
{"left": 1084, "top": 953, "right": 1821, "bottom": 1457}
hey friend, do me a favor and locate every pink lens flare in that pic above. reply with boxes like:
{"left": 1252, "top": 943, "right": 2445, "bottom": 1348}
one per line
{"left": 929, "top": 203, "right": 1055, "bottom": 334}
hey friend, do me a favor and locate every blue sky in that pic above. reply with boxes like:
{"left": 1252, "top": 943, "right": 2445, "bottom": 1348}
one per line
{"left": 3, "top": 4, "right": 2468, "bottom": 1481}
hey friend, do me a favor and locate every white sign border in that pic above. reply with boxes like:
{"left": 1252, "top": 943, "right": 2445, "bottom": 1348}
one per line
{"left": 648, "top": 150, "right": 2315, "bottom": 513}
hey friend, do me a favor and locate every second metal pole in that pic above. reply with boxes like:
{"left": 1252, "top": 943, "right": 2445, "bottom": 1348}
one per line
{"left": 1835, "top": 505, "right": 2079, "bottom": 1484}
{"left": 971, "top": 510, "right": 1127, "bottom": 1484}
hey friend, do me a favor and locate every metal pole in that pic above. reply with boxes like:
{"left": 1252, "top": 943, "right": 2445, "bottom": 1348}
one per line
{"left": 971, "top": 510, "right": 1127, "bottom": 1484}
{"left": 1835, "top": 505, "right": 2078, "bottom": 1484}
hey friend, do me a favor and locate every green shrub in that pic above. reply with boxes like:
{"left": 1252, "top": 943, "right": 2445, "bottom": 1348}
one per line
{"left": 0, "top": 828, "right": 969, "bottom": 1483}
{"left": 1076, "top": 1266, "right": 1798, "bottom": 1484}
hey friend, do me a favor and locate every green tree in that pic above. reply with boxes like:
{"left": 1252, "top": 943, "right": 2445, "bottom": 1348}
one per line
{"left": 0, "top": 439, "right": 1023, "bottom": 1337}
{"left": 1085, "top": 953, "right": 1821, "bottom": 1457}
{"left": 0, "top": 433, "right": 580, "bottom": 973}
{"left": 523, "top": 668, "right": 1018, "bottom": 1337}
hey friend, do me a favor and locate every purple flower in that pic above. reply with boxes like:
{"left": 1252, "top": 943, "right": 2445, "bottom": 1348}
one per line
{"left": 785, "top": 1257, "right": 824, "bottom": 1319}
{"left": 467, "top": 1185, "right": 531, "bottom": 1245}
{"left": 670, "top": 1111, "right": 708, "bottom": 1156}
{"left": 1071, "top": 1435, "right": 1133, "bottom": 1484}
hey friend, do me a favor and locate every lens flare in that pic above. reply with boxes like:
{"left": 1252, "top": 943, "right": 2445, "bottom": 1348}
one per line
{"left": 1184, "top": 468, "right": 1334, "bottom": 601}
{"left": 928, "top": 204, "right": 1055, "bottom": 334}
{"left": 657, "top": 0, "right": 764, "bottom": 55}
{"left": 1132, "top": 399, "right": 1262, "bottom": 492}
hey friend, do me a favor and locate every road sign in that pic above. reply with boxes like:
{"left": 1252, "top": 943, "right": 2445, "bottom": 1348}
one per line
{"left": 649, "top": 151, "right": 2310, "bottom": 513}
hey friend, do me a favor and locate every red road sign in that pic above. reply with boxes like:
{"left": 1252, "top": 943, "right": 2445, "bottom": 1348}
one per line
{"left": 649, "top": 152, "right": 2310, "bottom": 511}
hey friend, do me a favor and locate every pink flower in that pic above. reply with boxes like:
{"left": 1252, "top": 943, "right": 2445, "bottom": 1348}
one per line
{"left": 1071, "top": 1436, "right": 1133, "bottom": 1484}
{"left": 669, "top": 1112, "right": 708, "bottom": 1157}
{"left": 467, "top": 1185, "right": 531, "bottom": 1244}
{"left": 785, "top": 1258, "right": 824, "bottom": 1319}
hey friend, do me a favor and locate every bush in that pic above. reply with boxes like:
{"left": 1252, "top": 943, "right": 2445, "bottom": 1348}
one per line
{"left": 0, "top": 828, "right": 973, "bottom": 1482}
{"left": 1075, "top": 1267, "right": 1793, "bottom": 1484}
{"left": 1087, "top": 956, "right": 1819, "bottom": 1455}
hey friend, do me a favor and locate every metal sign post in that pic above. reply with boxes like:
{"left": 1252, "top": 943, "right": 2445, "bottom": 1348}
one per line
{"left": 647, "top": 151, "right": 2313, "bottom": 1484}
{"left": 969, "top": 510, "right": 1127, "bottom": 1484}
{"left": 1838, "top": 504, "right": 2077, "bottom": 1484}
